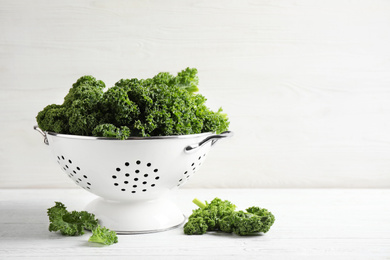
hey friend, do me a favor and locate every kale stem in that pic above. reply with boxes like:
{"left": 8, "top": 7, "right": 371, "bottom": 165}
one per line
{"left": 192, "top": 198, "right": 206, "bottom": 209}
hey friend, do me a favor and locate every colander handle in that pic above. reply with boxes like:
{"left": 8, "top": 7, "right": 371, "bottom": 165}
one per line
{"left": 184, "top": 131, "right": 233, "bottom": 153}
{"left": 33, "top": 125, "right": 49, "bottom": 145}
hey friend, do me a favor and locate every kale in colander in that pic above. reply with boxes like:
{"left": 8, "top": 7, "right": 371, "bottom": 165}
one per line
{"left": 36, "top": 68, "right": 229, "bottom": 139}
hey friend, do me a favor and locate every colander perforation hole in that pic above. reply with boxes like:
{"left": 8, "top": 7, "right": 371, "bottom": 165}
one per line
{"left": 176, "top": 153, "right": 207, "bottom": 187}
{"left": 112, "top": 160, "right": 160, "bottom": 194}
{"left": 57, "top": 155, "right": 92, "bottom": 190}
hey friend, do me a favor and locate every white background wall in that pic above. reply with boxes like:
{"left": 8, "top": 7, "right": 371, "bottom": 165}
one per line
{"left": 1, "top": 0, "right": 389, "bottom": 189}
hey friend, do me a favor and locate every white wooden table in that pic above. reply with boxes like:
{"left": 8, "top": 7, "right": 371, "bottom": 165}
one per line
{"left": 1, "top": 188, "right": 389, "bottom": 259}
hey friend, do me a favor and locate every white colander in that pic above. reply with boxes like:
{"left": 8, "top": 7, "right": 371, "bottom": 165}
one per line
{"left": 34, "top": 126, "right": 232, "bottom": 234}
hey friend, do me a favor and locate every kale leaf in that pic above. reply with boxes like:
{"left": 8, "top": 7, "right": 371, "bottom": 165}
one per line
{"left": 47, "top": 202, "right": 98, "bottom": 236}
{"left": 88, "top": 225, "right": 118, "bottom": 245}
{"left": 184, "top": 198, "right": 236, "bottom": 234}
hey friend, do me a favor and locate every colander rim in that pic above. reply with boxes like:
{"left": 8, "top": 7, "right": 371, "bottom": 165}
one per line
{"left": 45, "top": 130, "right": 215, "bottom": 140}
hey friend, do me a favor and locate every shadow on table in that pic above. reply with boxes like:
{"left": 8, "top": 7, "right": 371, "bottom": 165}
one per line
{"left": 207, "top": 231, "right": 265, "bottom": 238}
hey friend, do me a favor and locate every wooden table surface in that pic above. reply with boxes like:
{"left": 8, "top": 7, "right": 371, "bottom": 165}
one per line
{"left": 0, "top": 188, "right": 389, "bottom": 259}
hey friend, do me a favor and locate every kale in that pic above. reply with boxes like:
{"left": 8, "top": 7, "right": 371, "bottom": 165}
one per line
{"left": 183, "top": 198, "right": 236, "bottom": 234}
{"left": 92, "top": 124, "right": 131, "bottom": 140}
{"left": 183, "top": 216, "right": 208, "bottom": 235}
{"left": 184, "top": 198, "right": 275, "bottom": 236}
{"left": 245, "top": 206, "right": 275, "bottom": 233}
{"left": 47, "top": 202, "right": 118, "bottom": 245}
{"left": 36, "top": 68, "right": 229, "bottom": 138}
{"left": 88, "top": 225, "right": 118, "bottom": 245}
{"left": 47, "top": 202, "right": 98, "bottom": 236}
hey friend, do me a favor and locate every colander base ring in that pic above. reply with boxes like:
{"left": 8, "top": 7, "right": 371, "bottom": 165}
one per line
{"left": 85, "top": 197, "right": 185, "bottom": 234}
{"left": 114, "top": 216, "right": 186, "bottom": 235}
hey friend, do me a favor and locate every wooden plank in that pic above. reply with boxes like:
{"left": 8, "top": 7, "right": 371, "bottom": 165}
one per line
{"left": 0, "top": 189, "right": 389, "bottom": 258}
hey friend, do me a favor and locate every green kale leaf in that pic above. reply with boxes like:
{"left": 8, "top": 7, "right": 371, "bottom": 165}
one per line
{"left": 47, "top": 202, "right": 98, "bottom": 236}
{"left": 88, "top": 225, "right": 118, "bottom": 245}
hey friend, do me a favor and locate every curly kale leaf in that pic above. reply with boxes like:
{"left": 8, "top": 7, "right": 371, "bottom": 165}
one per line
{"left": 64, "top": 76, "right": 105, "bottom": 136}
{"left": 100, "top": 82, "right": 140, "bottom": 127}
{"left": 63, "top": 75, "right": 105, "bottom": 107}
{"left": 92, "top": 124, "right": 130, "bottom": 140}
{"left": 229, "top": 211, "right": 265, "bottom": 236}
{"left": 47, "top": 202, "right": 98, "bottom": 236}
{"left": 222, "top": 207, "right": 275, "bottom": 236}
{"left": 184, "top": 198, "right": 236, "bottom": 234}
{"left": 88, "top": 225, "right": 118, "bottom": 245}
{"left": 172, "top": 67, "right": 199, "bottom": 93}
{"left": 36, "top": 104, "right": 69, "bottom": 134}
{"left": 183, "top": 217, "right": 208, "bottom": 235}
{"left": 201, "top": 107, "right": 230, "bottom": 135}
{"left": 66, "top": 100, "right": 101, "bottom": 136}
{"left": 37, "top": 75, "right": 105, "bottom": 136}
{"left": 107, "top": 71, "right": 206, "bottom": 137}
{"left": 246, "top": 206, "right": 275, "bottom": 233}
